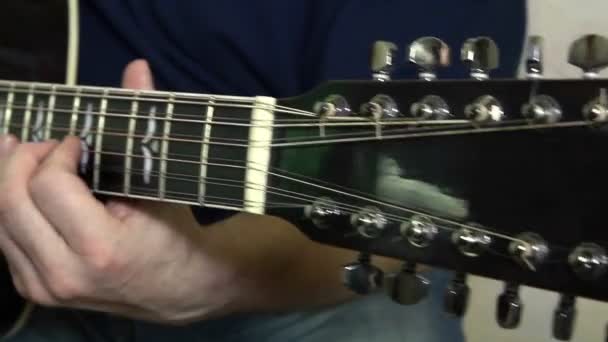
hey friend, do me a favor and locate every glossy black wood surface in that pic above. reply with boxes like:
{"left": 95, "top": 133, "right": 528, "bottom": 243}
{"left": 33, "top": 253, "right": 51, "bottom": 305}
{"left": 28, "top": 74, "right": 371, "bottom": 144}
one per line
{"left": 272, "top": 78, "right": 608, "bottom": 302}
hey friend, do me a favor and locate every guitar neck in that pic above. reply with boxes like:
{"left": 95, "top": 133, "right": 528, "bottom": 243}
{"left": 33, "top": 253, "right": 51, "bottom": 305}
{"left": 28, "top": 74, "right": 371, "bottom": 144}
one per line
{"left": 0, "top": 79, "right": 277, "bottom": 214}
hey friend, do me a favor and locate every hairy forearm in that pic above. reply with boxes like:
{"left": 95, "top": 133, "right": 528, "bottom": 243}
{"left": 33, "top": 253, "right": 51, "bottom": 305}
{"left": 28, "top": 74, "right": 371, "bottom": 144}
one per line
{"left": 196, "top": 212, "right": 401, "bottom": 317}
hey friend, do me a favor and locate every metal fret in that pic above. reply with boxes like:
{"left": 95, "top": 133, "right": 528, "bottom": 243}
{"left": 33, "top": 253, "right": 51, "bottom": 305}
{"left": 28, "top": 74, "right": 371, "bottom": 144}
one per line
{"left": 93, "top": 90, "right": 109, "bottom": 191}
{"left": 21, "top": 84, "right": 35, "bottom": 141}
{"left": 43, "top": 85, "right": 57, "bottom": 140}
{"left": 124, "top": 93, "right": 139, "bottom": 195}
{"left": 198, "top": 101, "right": 214, "bottom": 203}
{"left": 158, "top": 94, "right": 175, "bottom": 200}
{"left": 2, "top": 83, "right": 15, "bottom": 135}
{"left": 69, "top": 87, "right": 81, "bottom": 135}
{"left": 244, "top": 96, "right": 276, "bottom": 214}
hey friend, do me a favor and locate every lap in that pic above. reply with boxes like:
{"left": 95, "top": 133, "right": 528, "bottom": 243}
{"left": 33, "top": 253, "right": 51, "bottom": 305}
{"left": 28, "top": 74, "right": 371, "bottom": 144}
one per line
{"left": 5, "top": 271, "right": 464, "bottom": 342}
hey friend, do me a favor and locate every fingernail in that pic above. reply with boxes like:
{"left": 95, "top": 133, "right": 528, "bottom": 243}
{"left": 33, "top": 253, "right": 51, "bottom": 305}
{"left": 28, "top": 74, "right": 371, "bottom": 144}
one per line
{"left": 0, "top": 135, "right": 17, "bottom": 155}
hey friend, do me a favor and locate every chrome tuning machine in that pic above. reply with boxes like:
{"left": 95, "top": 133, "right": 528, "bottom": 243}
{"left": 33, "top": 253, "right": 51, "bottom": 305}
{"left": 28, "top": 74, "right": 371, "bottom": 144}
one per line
{"left": 496, "top": 282, "right": 523, "bottom": 329}
{"left": 583, "top": 88, "right": 608, "bottom": 123}
{"left": 521, "top": 94, "right": 563, "bottom": 124}
{"left": 304, "top": 197, "right": 341, "bottom": 230}
{"left": 313, "top": 95, "right": 352, "bottom": 118}
{"left": 350, "top": 206, "right": 387, "bottom": 239}
{"left": 385, "top": 262, "right": 430, "bottom": 305}
{"left": 568, "top": 34, "right": 608, "bottom": 79}
{"left": 342, "top": 253, "right": 384, "bottom": 295}
{"left": 451, "top": 224, "right": 493, "bottom": 257}
{"left": 465, "top": 95, "right": 504, "bottom": 123}
{"left": 553, "top": 295, "right": 577, "bottom": 341}
{"left": 410, "top": 95, "right": 451, "bottom": 120}
{"left": 508, "top": 232, "right": 549, "bottom": 271}
{"left": 371, "top": 41, "right": 398, "bottom": 81}
{"left": 461, "top": 37, "right": 499, "bottom": 80}
{"left": 443, "top": 272, "right": 470, "bottom": 317}
{"left": 408, "top": 36, "right": 450, "bottom": 80}
{"left": 525, "top": 35, "right": 544, "bottom": 79}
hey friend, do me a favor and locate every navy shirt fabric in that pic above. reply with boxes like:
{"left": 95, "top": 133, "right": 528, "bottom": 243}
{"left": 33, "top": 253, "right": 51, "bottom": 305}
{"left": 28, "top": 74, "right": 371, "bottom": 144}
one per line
{"left": 79, "top": 0, "right": 526, "bottom": 225}
{"left": 71, "top": 1, "right": 527, "bottom": 341}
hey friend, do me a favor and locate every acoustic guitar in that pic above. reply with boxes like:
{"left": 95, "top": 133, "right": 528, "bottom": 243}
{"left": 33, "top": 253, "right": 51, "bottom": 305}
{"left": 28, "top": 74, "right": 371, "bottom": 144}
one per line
{"left": 2, "top": 1, "right": 608, "bottom": 341}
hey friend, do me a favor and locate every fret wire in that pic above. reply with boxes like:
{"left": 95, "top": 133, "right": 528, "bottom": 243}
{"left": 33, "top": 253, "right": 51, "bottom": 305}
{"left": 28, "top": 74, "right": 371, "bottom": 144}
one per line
{"left": 0, "top": 85, "right": 316, "bottom": 117}
{"left": 2, "top": 83, "right": 15, "bottom": 135}
{"left": 69, "top": 87, "right": 82, "bottom": 135}
{"left": 158, "top": 94, "right": 175, "bottom": 200}
{"left": 124, "top": 92, "right": 139, "bottom": 195}
{"left": 93, "top": 90, "right": 109, "bottom": 191}
{"left": 21, "top": 84, "right": 35, "bottom": 141}
{"left": 43, "top": 85, "right": 57, "bottom": 140}
{"left": 199, "top": 99, "right": 214, "bottom": 204}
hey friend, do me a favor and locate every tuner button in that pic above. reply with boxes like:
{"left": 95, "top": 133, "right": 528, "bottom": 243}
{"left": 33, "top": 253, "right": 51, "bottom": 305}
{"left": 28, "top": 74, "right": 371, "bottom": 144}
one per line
{"left": 568, "top": 243, "right": 608, "bottom": 281}
{"left": 385, "top": 262, "right": 430, "bottom": 305}
{"left": 452, "top": 226, "right": 492, "bottom": 257}
{"left": 443, "top": 273, "right": 470, "bottom": 317}
{"left": 304, "top": 197, "right": 341, "bottom": 230}
{"left": 410, "top": 95, "right": 451, "bottom": 120}
{"left": 568, "top": 34, "right": 608, "bottom": 79}
{"left": 508, "top": 232, "right": 549, "bottom": 271}
{"left": 525, "top": 35, "right": 544, "bottom": 79}
{"left": 350, "top": 206, "right": 387, "bottom": 239}
{"left": 552, "top": 295, "right": 576, "bottom": 341}
{"left": 522, "top": 95, "right": 563, "bottom": 123}
{"left": 496, "top": 282, "right": 523, "bottom": 329}
{"left": 400, "top": 215, "right": 438, "bottom": 248}
{"left": 583, "top": 88, "right": 608, "bottom": 122}
{"left": 408, "top": 37, "right": 451, "bottom": 80}
{"left": 360, "top": 94, "right": 400, "bottom": 120}
{"left": 371, "top": 41, "right": 398, "bottom": 81}
{"left": 461, "top": 37, "right": 499, "bottom": 80}
{"left": 342, "top": 253, "right": 384, "bottom": 295}
{"left": 314, "top": 95, "right": 351, "bottom": 118}
{"left": 465, "top": 95, "right": 505, "bottom": 122}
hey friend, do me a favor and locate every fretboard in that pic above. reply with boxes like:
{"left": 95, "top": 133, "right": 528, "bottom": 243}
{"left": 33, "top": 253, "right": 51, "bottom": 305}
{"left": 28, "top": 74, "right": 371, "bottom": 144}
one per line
{"left": 0, "top": 79, "right": 276, "bottom": 214}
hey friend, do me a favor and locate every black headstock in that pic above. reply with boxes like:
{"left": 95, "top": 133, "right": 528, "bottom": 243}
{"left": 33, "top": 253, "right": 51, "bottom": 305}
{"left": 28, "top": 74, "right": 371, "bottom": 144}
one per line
{"left": 269, "top": 34, "right": 608, "bottom": 339}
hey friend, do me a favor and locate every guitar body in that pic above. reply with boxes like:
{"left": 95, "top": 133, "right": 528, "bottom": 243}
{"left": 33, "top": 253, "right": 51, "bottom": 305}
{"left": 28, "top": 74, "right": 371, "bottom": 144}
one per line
{"left": 0, "top": 0, "right": 71, "bottom": 337}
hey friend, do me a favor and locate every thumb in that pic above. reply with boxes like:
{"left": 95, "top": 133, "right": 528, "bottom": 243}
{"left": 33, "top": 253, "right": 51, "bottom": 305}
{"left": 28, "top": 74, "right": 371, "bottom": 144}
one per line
{"left": 121, "top": 59, "right": 155, "bottom": 90}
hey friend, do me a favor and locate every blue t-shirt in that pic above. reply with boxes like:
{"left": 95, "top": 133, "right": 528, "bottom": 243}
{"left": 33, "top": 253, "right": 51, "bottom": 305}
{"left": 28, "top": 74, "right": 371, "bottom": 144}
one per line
{"left": 74, "top": 1, "right": 526, "bottom": 341}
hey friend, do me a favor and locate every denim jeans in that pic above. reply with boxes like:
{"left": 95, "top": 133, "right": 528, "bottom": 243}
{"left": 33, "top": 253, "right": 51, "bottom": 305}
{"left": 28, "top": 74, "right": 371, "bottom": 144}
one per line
{"left": 5, "top": 270, "right": 464, "bottom": 342}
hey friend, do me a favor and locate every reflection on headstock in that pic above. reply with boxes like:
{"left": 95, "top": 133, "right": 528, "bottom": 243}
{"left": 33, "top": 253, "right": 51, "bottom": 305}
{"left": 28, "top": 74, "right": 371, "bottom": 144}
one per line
{"left": 272, "top": 33, "right": 608, "bottom": 341}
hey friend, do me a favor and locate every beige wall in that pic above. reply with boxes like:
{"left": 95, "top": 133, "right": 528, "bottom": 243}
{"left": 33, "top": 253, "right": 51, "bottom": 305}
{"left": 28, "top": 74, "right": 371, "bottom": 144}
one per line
{"left": 464, "top": 1, "right": 608, "bottom": 341}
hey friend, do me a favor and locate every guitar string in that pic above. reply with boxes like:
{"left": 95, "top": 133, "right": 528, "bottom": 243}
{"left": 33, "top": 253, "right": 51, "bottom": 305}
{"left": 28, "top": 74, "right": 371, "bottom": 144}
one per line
{"left": 103, "top": 166, "right": 575, "bottom": 261}
{"left": 4, "top": 102, "right": 470, "bottom": 127}
{"left": 81, "top": 148, "right": 528, "bottom": 246}
{"left": 4, "top": 116, "right": 589, "bottom": 151}
{"left": 0, "top": 85, "right": 316, "bottom": 117}
{"left": 5, "top": 120, "right": 481, "bottom": 147}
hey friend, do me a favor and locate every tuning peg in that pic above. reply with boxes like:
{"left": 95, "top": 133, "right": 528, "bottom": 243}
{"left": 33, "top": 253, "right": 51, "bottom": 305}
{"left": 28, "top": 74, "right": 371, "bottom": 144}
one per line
{"left": 552, "top": 294, "right": 576, "bottom": 341}
{"left": 371, "top": 41, "right": 398, "bottom": 81}
{"left": 342, "top": 253, "right": 384, "bottom": 295}
{"left": 408, "top": 37, "right": 450, "bottom": 80}
{"left": 525, "top": 36, "right": 544, "bottom": 79}
{"left": 461, "top": 37, "right": 499, "bottom": 80}
{"left": 443, "top": 272, "right": 470, "bottom": 317}
{"left": 568, "top": 243, "right": 608, "bottom": 281}
{"left": 385, "top": 262, "right": 430, "bottom": 305}
{"left": 568, "top": 34, "right": 608, "bottom": 79}
{"left": 496, "top": 282, "right": 523, "bottom": 329}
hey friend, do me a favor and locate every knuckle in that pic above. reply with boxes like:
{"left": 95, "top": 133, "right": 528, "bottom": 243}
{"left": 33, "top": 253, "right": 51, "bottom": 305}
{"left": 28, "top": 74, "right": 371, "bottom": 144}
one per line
{"left": 46, "top": 272, "right": 83, "bottom": 302}
{"left": 17, "top": 280, "right": 56, "bottom": 307}
{"left": 83, "top": 244, "right": 124, "bottom": 274}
